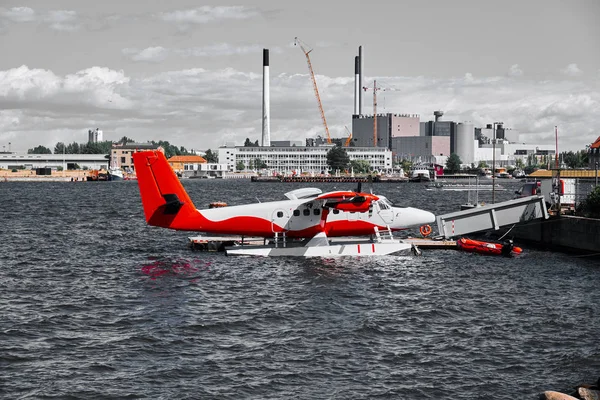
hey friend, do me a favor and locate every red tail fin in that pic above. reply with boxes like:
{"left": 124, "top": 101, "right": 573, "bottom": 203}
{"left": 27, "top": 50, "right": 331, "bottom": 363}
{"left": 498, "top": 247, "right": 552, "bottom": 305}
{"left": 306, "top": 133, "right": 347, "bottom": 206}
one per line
{"left": 132, "top": 150, "right": 205, "bottom": 231}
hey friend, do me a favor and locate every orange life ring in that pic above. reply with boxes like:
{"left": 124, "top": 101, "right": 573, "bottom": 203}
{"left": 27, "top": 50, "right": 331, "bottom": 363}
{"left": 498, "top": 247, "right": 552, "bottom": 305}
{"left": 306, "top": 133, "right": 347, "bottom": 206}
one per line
{"left": 419, "top": 224, "right": 432, "bottom": 237}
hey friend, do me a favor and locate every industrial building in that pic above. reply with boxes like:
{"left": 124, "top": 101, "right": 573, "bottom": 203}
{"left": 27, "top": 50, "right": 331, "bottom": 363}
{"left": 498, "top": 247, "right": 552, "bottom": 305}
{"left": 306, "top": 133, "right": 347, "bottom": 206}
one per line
{"left": 88, "top": 128, "right": 103, "bottom": 143}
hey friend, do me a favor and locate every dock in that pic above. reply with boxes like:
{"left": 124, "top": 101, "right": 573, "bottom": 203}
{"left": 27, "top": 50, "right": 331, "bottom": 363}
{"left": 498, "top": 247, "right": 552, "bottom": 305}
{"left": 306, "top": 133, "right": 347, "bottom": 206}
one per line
{"left": 403, "top": 237, "right": 457, "bottom": 249}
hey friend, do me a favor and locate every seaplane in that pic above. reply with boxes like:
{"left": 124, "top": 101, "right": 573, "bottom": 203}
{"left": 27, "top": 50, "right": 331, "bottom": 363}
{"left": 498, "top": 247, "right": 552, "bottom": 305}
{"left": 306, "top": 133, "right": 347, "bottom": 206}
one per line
{"left": 132, "top": 150, "right": 436, "bottom": 257}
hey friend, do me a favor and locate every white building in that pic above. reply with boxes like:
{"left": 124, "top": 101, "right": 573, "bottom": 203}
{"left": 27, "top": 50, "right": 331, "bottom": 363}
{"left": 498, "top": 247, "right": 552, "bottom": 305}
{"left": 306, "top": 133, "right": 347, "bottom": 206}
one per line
{"left": 475, "top": 141, "right": 555, "bottom": 167}
{"left": 181, "top": 163, "right": 229, "bottom": 178}
{"left": 0, "top": 153, "right": 109, "bottom": 170}
{"left": 218, "top": 145, "right": 393, "bottom": 174}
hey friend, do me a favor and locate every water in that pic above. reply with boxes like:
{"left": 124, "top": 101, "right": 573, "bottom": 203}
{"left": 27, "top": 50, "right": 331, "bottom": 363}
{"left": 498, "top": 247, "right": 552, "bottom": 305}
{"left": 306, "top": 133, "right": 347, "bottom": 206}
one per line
{"left": 1, "top": 179, "right": 599, "bottom": 399}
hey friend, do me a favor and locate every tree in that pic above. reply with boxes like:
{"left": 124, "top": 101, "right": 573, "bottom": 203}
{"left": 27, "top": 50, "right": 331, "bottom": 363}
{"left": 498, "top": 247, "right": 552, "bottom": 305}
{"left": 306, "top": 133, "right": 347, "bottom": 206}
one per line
{"left": 350, "top": 159, "right": 371, "bottom": 174}
{"left": 326, "top": 146, "right": 350, "bottom": 172}
{"left": 579, "top": 186, "right": 600, "bottom": 218}
{"left": 118, "top": 136, "right": 135, "bottom": 145}
{"left": 515, "top": 158, "right": 525, "bottom": 170}
{"left": 253, "top": 158, "right": 268, "bottom": 170}
{"left": 445, "top": 153, "right": 462, "bottom": 174}
{"left": 400, "top": 159, "right": 413, "bottom": 174}
{"left": 562, "top": 150, "right": 588, "bottom": 169}
{"left": 54, "top": 142, "right": 66, "bottom": 154}
{"left": 28, "top": 145, "right": 52, "bottom": 154}
{"left": 236, "top": 161, "right": 245, "bottom": 171}
{"left": 244, "top": 138, "right": 260, "bottom": 147}
{"left": 477, "top": 161, "right": 488, "bottom": 168}
{"left": 66, "top": 142, "right": 80, "bottom": 154}
{"left": 81, "top": 142, "right": 102, "bottom": 154}
{"left": 204, "top": 149, "right": 218, "bottom": 163}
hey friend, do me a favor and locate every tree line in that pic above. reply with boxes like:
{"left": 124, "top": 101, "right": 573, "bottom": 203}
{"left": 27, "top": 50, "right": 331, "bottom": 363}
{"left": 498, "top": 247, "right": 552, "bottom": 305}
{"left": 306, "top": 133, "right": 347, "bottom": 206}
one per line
{"left": 26, "top": 136, "right": 215, "bottom": 161}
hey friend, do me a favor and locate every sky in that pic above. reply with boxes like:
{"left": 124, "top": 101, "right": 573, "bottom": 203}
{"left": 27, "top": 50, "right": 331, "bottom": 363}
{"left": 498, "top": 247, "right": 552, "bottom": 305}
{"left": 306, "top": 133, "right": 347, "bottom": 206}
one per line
{"left": 1, "top": 0, "right": 599, "bottom": 153}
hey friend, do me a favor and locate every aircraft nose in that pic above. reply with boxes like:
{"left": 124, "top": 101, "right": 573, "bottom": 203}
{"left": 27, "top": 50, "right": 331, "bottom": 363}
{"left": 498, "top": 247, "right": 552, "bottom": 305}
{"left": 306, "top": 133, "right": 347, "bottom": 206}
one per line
{"left": 396, "top": 207, "right": 436, "bottom": 228}
{"left": 412, "top": 208, "right": 436, "bottom": 225}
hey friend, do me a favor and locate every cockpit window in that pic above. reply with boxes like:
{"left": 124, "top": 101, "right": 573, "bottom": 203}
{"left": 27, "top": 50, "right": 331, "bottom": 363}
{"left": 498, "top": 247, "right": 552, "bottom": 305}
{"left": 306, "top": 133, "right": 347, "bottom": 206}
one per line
{"left": 378, "top": 200, "right": 390, "bottom": 210}
{"left": 385, "top": 198, "right": 409, "bottom": 208}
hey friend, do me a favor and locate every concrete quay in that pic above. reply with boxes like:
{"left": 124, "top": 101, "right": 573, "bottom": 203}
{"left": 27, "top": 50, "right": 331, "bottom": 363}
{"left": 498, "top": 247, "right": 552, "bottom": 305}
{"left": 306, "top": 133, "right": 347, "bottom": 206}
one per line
{"left": 500, "top": 215, "right": 600, "bottom": 255}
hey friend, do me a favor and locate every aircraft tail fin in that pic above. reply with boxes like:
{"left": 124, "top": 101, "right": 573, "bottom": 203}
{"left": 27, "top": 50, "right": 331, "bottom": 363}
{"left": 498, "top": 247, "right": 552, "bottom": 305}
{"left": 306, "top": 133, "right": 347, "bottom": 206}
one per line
{"left": 132, "top": 150, "right": 204, "bottom": 230}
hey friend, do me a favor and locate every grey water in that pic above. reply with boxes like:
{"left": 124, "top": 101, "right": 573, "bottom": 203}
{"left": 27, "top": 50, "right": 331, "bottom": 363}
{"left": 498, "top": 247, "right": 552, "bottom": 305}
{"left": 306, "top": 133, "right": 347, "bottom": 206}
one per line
{"left": 1, "top": 179, "right": 598, "bottom": 399}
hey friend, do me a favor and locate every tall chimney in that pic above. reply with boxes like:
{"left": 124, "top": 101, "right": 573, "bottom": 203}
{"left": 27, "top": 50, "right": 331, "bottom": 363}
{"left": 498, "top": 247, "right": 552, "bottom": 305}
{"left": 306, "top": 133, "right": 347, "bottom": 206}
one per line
{"left": 358, "top": 46, "right": 363, "bottom": 115}
{"left": 262, "top": 49, "right": 271, "bottom": 147}
{"left": 354, "top": 56, "right": 360, "bottom": 115}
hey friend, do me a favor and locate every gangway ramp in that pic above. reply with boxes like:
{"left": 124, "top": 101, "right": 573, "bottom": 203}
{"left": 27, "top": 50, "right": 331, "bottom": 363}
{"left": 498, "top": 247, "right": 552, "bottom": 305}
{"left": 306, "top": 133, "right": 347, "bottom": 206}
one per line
{"left": 436, "top": 195, "right": 549, "bottom": 239}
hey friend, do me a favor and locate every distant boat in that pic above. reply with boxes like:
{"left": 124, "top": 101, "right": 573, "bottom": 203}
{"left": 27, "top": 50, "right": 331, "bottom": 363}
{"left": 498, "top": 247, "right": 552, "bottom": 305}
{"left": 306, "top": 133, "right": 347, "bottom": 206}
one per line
{"left": 108, "top": 167, "right": 124, "bottom": 181}
{"left": 409, "top": 165, "right": 432, "bottom": 182}
{"left": 108, "top": 158, "right": 124, "bottom": 181}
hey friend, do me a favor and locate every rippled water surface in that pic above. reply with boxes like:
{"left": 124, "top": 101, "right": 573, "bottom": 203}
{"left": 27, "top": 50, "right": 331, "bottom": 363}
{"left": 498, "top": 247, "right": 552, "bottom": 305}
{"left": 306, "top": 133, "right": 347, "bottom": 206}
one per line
{"left": 1, "top": 179, "right": 599, "bottom": 399}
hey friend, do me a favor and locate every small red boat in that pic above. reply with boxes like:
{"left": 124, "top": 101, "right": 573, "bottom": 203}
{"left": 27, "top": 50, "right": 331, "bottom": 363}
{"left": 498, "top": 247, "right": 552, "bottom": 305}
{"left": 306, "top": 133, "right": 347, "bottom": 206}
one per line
{"left": 456, "top": 238, "right": 522, "bottom": 257}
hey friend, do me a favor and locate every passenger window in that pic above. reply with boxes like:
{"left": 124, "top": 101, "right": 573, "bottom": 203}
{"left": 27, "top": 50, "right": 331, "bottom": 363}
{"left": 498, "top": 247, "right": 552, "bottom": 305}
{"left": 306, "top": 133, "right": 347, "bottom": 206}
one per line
{"left": 313, "top": 209, "right": 320, "bottom": 215}
{"left": 333, "top": 209, "right": 340, "bottom": 214}
{"left": 293, "top": 210, "right": 300, "bottom": 216}
{"left": 277, "top": 211, "right": 283, "bottom": 218}
{"left": 303, "top": 209, "right": 310, "bottom": 216}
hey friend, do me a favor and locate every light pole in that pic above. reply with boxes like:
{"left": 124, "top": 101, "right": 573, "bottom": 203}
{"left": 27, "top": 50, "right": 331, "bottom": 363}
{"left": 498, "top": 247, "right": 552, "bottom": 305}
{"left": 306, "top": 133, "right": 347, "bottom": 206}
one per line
{"left": 491, "top": 122, "right": 504, "bottom": 204}
{"left": 596, "top": 161, "right": 598, "bottom": 187}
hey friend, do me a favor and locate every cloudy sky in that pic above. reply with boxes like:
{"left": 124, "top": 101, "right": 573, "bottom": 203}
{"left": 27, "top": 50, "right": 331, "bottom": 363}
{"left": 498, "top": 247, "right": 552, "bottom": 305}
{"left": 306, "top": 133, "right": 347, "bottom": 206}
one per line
{"left": 1, "top": 0, "right": 599, "bottom": 153}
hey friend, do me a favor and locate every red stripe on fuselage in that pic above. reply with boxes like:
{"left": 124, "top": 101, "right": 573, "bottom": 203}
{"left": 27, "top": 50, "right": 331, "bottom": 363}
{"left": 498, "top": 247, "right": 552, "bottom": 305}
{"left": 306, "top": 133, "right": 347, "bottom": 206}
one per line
{"left": 191, "top": 213, "right": 404, "bottom": 238}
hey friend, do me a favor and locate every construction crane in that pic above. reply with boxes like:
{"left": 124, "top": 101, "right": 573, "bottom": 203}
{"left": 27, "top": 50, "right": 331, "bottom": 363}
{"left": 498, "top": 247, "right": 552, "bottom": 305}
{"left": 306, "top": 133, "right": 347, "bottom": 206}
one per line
{"left": 362, "top": 80, "right": 384, "bottom": 147}
{"left": 294, "top": 37, "right": 332, "bottom": 144}
{"left": 344, "top": 126, "right": 352, "bottom": 147}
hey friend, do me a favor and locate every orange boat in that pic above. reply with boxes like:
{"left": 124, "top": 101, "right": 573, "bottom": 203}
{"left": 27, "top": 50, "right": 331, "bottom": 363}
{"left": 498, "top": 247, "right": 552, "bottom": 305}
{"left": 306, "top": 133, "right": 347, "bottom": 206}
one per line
{"left": 457, "top": 238, "right": 522, "bottom": 257}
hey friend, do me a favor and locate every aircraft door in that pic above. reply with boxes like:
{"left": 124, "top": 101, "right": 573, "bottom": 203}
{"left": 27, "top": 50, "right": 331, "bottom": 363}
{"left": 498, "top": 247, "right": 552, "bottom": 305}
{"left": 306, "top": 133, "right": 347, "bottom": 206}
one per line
{"left": 377, "top": 200, "right": 394, "bottom": 225}
{"left": 271, "top": 208, "right": 289, "bottom": 232}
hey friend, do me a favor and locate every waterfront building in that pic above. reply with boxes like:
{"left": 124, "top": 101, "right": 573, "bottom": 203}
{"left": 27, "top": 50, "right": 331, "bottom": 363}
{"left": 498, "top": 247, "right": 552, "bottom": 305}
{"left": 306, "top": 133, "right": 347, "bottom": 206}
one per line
{"left": 588, "top": 136, "right": 600, "bottom": 170}
{"left": 475, "top": 142, "right": 555, "bottom": 167}
{"left": 167, "top": 155, "right": 206, "bottom": 174}
{"left": 110, "top": 143, "right": 161, "bottom": 171}
{"left": 180, "top": 162, "right": 229, "bottom": 178}
{"left": 217, "top": 145, "right": 392, "bottom": 174}
{"left": 0, "top": 153, "right": 109, "bottom": 170}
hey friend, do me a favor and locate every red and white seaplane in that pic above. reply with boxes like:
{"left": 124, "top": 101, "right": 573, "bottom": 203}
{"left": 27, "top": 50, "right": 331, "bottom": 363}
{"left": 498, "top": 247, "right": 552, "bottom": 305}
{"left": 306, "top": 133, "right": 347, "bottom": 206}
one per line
{"left": 132, "top": 150, "right": 436, "bottom": 257}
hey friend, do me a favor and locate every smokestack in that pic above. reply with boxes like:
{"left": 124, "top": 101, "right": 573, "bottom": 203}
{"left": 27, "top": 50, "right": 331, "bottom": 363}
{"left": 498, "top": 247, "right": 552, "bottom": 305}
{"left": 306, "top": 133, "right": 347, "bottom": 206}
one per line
{"left": 434, "top": 110, "right": 444, "bottom": 122}
{"left": 262, "top": 49, "right": 270, "bottom": 147}
{"left": 358, "top": 46, "right": 363, "bottom": 115}
{"left": 354, "top": 56, "right": 360, "bottom": 115}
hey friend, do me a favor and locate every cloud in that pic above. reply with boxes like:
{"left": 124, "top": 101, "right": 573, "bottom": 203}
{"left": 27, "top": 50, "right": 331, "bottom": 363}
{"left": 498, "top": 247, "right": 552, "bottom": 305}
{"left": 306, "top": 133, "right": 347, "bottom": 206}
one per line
{"left": 561, "top": 63, "right": 583, "bottom": 77}
{"left": 121, "top": 44, "right": 281, "bottom": 63}
{"left": 0, "top": 6, "right": 81, "bottom": 31}
{"left": 122, "top": 47, "right": 169, "bottom": 63}
{"left": 45, "top": 10, "right": 80, "bottom": 31}
{"left": 0, "top": 7, "right": 36, "bottom": 22}
{"left": 1, "top": 65, "right": 599, "bottom": 154}
{"left": 159, "top": 6, "right": 259, "bottom": 27}
{"left": 0, "top": 65, "right": 131, "bottom": 107}
{"left": 176, "top": 44, "right": 268, "bottom": 57}
{"left": 508, "top": 64, "right": 524, "bottom": 77}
